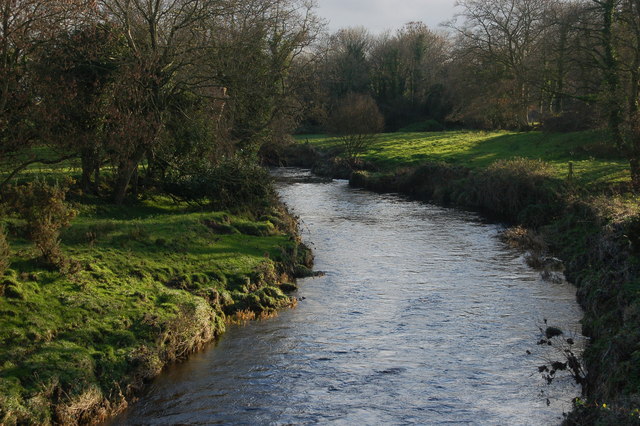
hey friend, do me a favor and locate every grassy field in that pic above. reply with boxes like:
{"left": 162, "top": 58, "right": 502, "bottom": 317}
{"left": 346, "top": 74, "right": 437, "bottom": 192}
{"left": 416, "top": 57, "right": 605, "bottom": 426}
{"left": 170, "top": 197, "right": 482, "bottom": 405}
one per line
{"left": 298, "top": 130, "right": 631, "bottom": 188}
{"left": 0, "top": 172, "right": 308, "bottom": 422}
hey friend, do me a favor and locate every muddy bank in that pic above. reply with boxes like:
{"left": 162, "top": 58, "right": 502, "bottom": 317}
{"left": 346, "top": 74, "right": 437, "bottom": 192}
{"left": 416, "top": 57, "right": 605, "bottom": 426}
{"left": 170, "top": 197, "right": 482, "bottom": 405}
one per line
{"left": 281, "top": 145, "right": 640, "bottom": 424}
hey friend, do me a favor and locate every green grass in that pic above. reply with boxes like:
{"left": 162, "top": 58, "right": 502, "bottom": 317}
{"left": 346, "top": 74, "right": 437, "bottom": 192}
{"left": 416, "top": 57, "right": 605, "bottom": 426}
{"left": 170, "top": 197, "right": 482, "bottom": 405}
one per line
{"left": 298, "top": 130, "right": 631, "bottom": 188}
{"left": 0, "top": 191, "right": 305, "bottom": 422}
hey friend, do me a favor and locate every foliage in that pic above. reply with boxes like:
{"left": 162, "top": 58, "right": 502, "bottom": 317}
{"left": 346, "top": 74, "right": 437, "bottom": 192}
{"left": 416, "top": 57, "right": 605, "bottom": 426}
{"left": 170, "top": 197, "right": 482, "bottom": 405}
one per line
{"left": 4, "top": 181, "right": 77, "bottom": 271}
{"left": 0, "top": 226, "right": 9, "bottom": 276}
{"left": 32, "top": 23, "right": 126, "bottom": 195}
{"left": 312, "top": 23, "right": 451, "bottom": 132}
{"left": 0, "top": 0, "right": 321, "bottom": 202}
{"left": 0, "top": 0, "right": 90, "bottom": 181}
{"left": 163, "top": 156, "right": 275, "bottom": 213}
{"left": 398, "top": 119, "right": 445, "bottom": 133}
{"left": 541, "top": 110, "right": 595, "bottom": 133}
{"left": 327, "top": 93, "right": 384, "bottom": 164}
{"left": 469, "top": 158, "right": 564, "bottom": 227}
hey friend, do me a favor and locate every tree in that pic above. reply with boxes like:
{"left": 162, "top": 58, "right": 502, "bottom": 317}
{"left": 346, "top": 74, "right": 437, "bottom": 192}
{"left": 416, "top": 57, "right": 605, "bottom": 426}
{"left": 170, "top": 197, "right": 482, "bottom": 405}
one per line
{"left": 449, "top": 0, "right": 549, "bottom": 128}
{"left": 369, "top": 22, "right": 449, "bottom": 129}
{"left": 211, "top": 0, "right": 322, "bottom": 153}
{"left": 327, "top": 92, "right": 384, "bottom": 165}
{"left": 322, "top": 27, "right": 373, "bottom": 100}
{"left": 619, "top": 0, "right": 640, "bottom": 116}
{"left": 92, "top": 0, "right": 321, "bottom": 203}
{"left": 0, "top": 0, "right": 91, "bottom": 189}
{"left": 591, "top": 0, "right": 624, "bottom": 143}
{"left": 33, "top": 23, "right": 125, "bottom": 194}
{"left": 95, "top": 0, "right": 228, "bottom": 203}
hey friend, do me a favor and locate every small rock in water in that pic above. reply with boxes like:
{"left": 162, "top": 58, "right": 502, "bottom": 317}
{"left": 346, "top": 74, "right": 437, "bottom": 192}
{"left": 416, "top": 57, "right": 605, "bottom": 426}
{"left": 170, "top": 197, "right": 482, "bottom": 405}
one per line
{"left": 545, "top": 326, "right": 563, "bottom": 339}
{"left": 540, "top": 270, "right": 564, "bottom": 283}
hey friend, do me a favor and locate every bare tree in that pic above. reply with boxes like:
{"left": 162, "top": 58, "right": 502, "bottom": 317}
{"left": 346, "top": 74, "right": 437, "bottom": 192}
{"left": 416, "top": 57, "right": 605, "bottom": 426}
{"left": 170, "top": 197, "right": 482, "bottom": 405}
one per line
{"left": 449, "top": 0, "right": 550, "bottom": 128}
{"left": 328, "top": 92, "right": 384, "bottom": 166}
{"left": 619, "top": 0, "right": 640, "bottom": 115}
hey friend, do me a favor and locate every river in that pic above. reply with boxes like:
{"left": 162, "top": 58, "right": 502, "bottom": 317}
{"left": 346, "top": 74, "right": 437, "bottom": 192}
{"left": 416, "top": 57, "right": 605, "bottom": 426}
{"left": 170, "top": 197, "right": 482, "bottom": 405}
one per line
{"left": 112, "top": 168, "right": 584, "bottom": 425}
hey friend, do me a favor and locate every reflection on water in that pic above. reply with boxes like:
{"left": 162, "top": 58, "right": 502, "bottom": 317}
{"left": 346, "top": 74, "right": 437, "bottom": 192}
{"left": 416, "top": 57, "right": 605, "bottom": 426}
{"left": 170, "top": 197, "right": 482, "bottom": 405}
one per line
{"left": 112, "top": 168, "right": 583, "bottom": 425}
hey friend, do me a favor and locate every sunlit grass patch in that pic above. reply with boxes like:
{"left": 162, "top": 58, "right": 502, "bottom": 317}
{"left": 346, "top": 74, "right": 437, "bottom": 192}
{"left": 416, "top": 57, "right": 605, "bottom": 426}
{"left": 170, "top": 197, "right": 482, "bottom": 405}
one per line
{"left": 297, "top": 130, "right": 630, "bottom": 189}
{"left": 0, "top": 192, "right": 306, "bottom": 423}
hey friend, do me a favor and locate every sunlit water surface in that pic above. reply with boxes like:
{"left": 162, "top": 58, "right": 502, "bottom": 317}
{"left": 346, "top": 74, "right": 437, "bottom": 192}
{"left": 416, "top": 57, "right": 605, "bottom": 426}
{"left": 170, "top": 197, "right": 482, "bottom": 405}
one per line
{"left": 112, "top": 168, "right": 583, "bottom": 425}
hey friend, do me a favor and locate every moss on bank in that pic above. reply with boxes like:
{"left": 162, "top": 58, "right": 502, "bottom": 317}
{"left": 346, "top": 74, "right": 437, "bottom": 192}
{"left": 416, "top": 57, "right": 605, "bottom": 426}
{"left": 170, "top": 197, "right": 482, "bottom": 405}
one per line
{"left": 288, "top": 131, "right": 640, "bottom": 424}
{"left": 0, "top": 196, "right": 312, "bottom": 424}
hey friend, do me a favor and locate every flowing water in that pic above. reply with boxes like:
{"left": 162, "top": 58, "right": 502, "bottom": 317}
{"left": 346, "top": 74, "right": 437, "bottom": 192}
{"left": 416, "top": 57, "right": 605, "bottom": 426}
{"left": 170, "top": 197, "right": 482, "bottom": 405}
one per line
{"left": 112, "top": 168, "right": 584, "bottom": 425}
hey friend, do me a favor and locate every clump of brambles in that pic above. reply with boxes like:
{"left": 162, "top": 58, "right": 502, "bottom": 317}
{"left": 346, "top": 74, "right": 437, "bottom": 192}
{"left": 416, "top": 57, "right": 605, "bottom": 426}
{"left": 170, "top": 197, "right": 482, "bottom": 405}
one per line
{"left": 3, "top": 181, "right": 78, "bottom": 273}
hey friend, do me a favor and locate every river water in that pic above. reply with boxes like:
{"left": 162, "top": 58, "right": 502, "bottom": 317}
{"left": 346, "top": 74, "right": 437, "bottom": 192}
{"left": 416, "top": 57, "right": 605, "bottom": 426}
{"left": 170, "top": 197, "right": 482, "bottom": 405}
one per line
{"left": 112, "top": 168, "right": 584, "bottom": 425}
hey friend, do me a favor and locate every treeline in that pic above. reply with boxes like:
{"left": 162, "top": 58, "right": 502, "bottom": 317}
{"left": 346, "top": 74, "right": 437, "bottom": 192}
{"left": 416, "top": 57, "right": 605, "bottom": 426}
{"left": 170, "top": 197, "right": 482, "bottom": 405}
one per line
{"left": 0, "top": 0, "right": 321, "bottom": 204}
{"left": 300, "top": 0, "right": 640, "bottom": 187}
{"left": 3, "top": 0, "right": 640, "bottom": 196}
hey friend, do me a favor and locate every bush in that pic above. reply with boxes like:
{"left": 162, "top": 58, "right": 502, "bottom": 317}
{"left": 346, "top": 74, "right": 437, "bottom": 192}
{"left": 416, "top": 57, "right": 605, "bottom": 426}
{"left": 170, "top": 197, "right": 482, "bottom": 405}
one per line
{"left": 398, "top": 119, "right": 445, "bottom": 133}
{"left": 541, "top": 110, "right": 594, "bottom": 132}
{"left": 163, "top": 156, "right": 275, "bottom": 213}
{"left": 468, "top": 157, "right": 564, "bottom": 227}
{"left": 0, "top": 226, "right": 9, "bottom": 275}
{"left": 4, "top": 181, "right": 78, "bottom": 270}
{"left": 327, "top": 93, "right": 384, "bottom": 165}
{"left": 233, "top": 220, "right": 276, "bottom": 236}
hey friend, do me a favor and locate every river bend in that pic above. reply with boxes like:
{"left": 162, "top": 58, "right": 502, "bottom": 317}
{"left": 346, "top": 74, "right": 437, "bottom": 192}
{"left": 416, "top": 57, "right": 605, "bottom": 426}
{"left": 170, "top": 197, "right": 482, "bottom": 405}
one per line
{"left": 112, "top": 168, "right": 583, "bottom": 425}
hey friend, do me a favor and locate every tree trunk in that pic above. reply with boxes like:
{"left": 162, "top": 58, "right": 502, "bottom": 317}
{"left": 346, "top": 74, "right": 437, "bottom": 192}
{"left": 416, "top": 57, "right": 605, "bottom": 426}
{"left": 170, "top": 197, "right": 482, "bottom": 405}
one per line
{"left": 113, "top": 147, "right": 146, "bottom": 204}
{"left": 131, "top": 167, "right": 139, "bottom": 199}
{"left": 93, "top": 165, "right": 100, "bottom": 194}
{"left": 80, "top": 147, "right": 95, "bottom": 194}
{"left": 630, "top": 157, "right": 640, "bottom": 192}
{"left": 630, "top": 6, "right": 640, "bottom": 115}
{"left": 600, "top": 0, "right": 623, "bottom": 145}
{"left": 80, "top": 145, "right": 103, "bottom": 194}
{"left": 553, "top": 22, "right": 569, "bottom": 114}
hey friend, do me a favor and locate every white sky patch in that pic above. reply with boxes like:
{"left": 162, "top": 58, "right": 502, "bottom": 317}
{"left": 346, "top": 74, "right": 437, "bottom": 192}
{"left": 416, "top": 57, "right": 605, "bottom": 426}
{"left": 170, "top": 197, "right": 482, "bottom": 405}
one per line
{"left": 315, "top": 0, "right": 458, "bottom": 34}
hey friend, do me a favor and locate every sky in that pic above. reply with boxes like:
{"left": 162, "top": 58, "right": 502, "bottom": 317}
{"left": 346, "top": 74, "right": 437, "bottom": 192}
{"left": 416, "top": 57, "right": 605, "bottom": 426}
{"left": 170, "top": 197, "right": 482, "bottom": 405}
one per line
{"left": 314, "top": 0, "right": 459, "bottom": 34}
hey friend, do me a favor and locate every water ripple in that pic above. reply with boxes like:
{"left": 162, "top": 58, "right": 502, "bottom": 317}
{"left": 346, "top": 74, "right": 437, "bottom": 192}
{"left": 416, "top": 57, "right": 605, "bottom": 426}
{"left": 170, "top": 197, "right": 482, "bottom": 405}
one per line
{"left": 111, "top": 168, "right": 583, "bottom": 425}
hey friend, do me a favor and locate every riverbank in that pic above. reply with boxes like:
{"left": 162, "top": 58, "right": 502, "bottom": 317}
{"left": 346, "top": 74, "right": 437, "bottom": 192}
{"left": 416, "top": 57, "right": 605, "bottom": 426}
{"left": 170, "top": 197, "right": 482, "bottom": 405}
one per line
{"left": 0, "top": 194, "right": 312, "bottom": 424}
{"left": 282, "top": 131, "right": 640, "bottom": 424}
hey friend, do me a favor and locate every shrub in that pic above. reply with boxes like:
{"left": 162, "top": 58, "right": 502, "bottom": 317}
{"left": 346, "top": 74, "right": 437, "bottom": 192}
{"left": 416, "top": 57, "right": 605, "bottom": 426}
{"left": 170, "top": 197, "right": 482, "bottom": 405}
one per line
{"left": 0, "top": 226, "right": 9, "bottom": 276}
{"left": 327, "top": 93, "right": 384, "bottom": 165}
{"left": 163, "top": 156, "right": 275, "bottom": 213}
{"left": 398, "top": 119, "right": 445, "bottom": 133}
{"left": 468, "top": 157, "right": 564, "bottom": 227}
{"left": 4, "top": 181, "right": 78, "bottom": 271}
{"left": 233, "top": 220, "right": 276, "bottom": 236}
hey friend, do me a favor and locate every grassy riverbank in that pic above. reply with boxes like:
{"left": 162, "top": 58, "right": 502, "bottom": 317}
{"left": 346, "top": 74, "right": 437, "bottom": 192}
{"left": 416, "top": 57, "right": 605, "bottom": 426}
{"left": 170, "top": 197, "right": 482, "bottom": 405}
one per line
{"left": 291, "top": 130, "right": 640, "bottom": 424}
{"left": 298, "top": 130, "right": 629, "bottom": 189}
{"left": 0, "top": 187, "right": 312, "bottom": 423}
